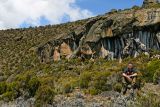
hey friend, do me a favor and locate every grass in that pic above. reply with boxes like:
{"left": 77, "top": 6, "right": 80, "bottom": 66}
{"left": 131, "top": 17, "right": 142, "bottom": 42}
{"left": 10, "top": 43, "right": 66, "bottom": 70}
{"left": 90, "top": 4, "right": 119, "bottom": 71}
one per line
{"left": 0, "top": 52, "right": 159, "bottom": 105}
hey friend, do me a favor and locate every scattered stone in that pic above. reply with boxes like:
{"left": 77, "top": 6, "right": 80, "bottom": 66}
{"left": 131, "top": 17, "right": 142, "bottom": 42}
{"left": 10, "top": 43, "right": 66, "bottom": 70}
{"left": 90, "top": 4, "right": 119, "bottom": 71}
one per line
{"left": 6, "top": 74, "right": 16, "bottom": 83}
{"left": 0, "top": 76, "right": 7, "bottom": 82}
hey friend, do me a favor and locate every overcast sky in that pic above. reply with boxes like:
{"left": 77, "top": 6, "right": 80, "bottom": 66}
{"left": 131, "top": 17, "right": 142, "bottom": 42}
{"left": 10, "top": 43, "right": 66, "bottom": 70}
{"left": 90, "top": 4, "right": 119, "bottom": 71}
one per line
{"left": 0, "top": 0, "right": 143, "bottom": 29}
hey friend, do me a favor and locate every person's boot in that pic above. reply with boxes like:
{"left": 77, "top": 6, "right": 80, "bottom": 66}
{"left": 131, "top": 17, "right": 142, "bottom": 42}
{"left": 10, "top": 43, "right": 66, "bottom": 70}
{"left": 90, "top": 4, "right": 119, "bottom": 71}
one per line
{"left": 122, "top": 83, "right": 127, "bottom": 95}
{"left": 132, "top": 82, "right": 136, "bottom": 89}
{"left": 123, "top": 87, "right": 127, "bottom": 95}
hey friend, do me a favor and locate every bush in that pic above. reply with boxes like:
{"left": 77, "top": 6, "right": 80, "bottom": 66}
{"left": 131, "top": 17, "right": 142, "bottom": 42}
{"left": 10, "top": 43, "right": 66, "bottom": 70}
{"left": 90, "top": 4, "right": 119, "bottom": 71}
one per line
{"left": 153, "top": 69, "right": 160, "bottom": 84}
{"left": 132, "top": 5, "right": 140, "bottom": 10}
{"left": 137, "top": 93, "right": 160, "bottom": 107}
{"left": 79, "top": 72, "right": 92, "bottom": 89}
{"left": 0, "top": 82, "right": 7, "bottom": 95}
{"left": 113, "top": 83, "right": 122, "bottom": 93}
{"left": 144, "top": 59, "right": 160, "bottom": 82}
{"left": 1, "top": 91, "right": 17, "bottom": 101}
{"left": 93, "top": 72, "right": 111, "bottom": 91}
{"left": 89, "top": 88, "right": 99, "bottom": 95}
{"left": 110, "top": 9, "right": 117, "bottom": 13}
{"left": 7, "top": 82, "right": 20, "bottom": 92}
{"left": 35, "top": 85, "right": 55, "bottom": 105}
{"left": 39, "top": 76, "right": 54, "bottom": 87}
{"left": 63, "top": 83, "right": 72, "bottom": 93}
{"left": 28, "top": 77, "right": 40, "bottom": 97}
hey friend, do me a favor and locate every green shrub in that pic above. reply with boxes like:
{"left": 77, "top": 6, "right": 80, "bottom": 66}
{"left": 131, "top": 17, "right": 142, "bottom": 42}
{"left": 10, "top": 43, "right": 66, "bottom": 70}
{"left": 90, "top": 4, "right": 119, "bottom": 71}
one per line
{"left": 15, "top": 70, "right": 35, "bottom": 89}
{"left": 39, "top": 76, "right": 54, "bottom": 87}
{"left": 93, "top": 72, "right": 111, "bottom": 91}
{"left": 0, "top": 82, "right": 7, "bottom": 95}
{"left": 79, "top": 72, "right": 92, "bottom": 88}
{"left": 132, "top": 5, "right": 140, "bottom": 10}
{"left": 35, "top": 85, "right": 55, "bottom": 105}
{"left": 28, "top": 77, "right": 40, "bottom": 97}
{"left": 113, "top": 83, "right": 122, "bottom": 93}
{"left": 153, "top": 69, "right": 160, "bottom": 84}
{"left": 137, "top": 93, "right": 160, "bottom": 107}
{"left": 63, "top": 83, "right": 72, "bottom": 93}
{"left": 5, "top": 82, "right": 22, "bottom": 100}
{"left": 89, "top": 88, "right": 99, "bottom": 95}
{"left": 7, "top": 82, "right": 20, "bottom": 92}
{"left": 144, "top": 59, "right": 160, "bottom": 82}
{"left": 1, "top": 91, "right": 17, "bottom": 101}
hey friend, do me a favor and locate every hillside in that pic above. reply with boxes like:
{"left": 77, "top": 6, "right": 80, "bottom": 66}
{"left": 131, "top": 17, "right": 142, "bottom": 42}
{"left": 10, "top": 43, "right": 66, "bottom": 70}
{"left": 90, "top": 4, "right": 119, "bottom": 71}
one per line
{"left": 0, "top": 1, "right": 160, "bottom": 107}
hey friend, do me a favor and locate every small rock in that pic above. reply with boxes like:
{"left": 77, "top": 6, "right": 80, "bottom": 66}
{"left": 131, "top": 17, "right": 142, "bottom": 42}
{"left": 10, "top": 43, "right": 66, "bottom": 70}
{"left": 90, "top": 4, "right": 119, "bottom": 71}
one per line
{"left": 6, "top": 74, "right": 15, "bottom": 83}
{"left": 0, "top": 76, "right": 7, "bottom": 82}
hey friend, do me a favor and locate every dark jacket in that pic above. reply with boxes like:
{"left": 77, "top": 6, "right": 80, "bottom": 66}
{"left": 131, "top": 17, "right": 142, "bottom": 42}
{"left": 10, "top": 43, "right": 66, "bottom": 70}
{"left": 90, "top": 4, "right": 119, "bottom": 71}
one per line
{"left": 123, "top": 68, "right": 136, "bottom": 75}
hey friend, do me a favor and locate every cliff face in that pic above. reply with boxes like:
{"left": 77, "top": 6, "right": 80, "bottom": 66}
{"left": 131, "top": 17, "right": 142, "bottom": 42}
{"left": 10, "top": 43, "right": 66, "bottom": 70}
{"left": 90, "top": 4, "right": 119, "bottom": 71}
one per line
{"left": 37, "top": 8, "right": 160, "bottom": 63}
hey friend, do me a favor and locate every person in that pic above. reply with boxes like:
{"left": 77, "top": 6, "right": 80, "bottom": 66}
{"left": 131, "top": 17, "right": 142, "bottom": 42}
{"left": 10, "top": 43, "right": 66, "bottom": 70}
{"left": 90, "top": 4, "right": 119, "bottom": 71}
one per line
{"left": 122, "top": 63, "right": 137, "bottom": 94}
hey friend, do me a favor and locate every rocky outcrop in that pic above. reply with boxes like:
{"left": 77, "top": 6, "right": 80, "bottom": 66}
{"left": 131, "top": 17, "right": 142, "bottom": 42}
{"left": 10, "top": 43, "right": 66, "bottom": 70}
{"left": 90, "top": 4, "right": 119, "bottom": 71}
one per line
{"left": 37, "top": 7, "right": 160, "bottom": 63}
{"left": 143, "top": 0, "right": 159, "bottom": 7}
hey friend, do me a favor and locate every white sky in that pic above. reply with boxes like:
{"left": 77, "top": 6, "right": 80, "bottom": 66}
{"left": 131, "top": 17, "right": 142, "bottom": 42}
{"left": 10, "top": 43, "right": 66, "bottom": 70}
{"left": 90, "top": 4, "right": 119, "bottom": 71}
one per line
{"left": 0, "top": 0, "right": 93, "bottom": 29}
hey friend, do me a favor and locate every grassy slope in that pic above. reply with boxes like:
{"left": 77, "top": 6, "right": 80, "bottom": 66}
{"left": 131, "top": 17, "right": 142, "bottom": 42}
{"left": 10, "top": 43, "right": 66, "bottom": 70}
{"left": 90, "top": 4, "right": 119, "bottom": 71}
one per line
{"left": 0, "top": 20, "right": 87, "bottom": 76}
{"left": 0, "top": 4, "right": 160, "bottom": 106}
{"left": 0, "top": 53, "right": 160, "bottom": 105}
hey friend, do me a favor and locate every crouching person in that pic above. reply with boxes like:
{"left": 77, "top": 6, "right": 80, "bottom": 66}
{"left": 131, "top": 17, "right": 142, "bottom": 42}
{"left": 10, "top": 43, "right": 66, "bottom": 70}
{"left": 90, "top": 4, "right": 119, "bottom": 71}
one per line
{"left": 122, "top": 63, "right": 137, "bottom": 94}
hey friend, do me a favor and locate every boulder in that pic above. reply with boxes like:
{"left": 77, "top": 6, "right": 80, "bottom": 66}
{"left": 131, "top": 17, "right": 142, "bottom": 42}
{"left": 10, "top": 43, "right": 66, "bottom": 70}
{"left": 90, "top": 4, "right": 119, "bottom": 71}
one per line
{"left": 6, "top": 74, "right": 16, "bottom": 83}
{"left": 60, "top": 42, "right": 72, "bottom": 58}
{"left": 53, "top": 47, "right": 61, "bottom": 61}
{"left": 0, "top": 76, "right": 7, "bottom": 82}
{"left": 99, "top": 44, "right": 109, "bottom": 58}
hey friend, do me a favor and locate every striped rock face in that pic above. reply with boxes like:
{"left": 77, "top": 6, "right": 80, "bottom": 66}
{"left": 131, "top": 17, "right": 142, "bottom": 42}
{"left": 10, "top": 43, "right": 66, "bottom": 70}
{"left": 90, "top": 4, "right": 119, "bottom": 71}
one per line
{"left": 36, "top": 6, "right": 160, "bottom": 63}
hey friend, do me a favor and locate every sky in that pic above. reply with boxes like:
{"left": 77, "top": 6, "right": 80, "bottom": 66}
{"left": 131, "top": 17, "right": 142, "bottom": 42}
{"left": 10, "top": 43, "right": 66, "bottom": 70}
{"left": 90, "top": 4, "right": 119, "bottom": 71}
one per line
{"left": 0, "top": 0, "right": 144, "bottom": 29}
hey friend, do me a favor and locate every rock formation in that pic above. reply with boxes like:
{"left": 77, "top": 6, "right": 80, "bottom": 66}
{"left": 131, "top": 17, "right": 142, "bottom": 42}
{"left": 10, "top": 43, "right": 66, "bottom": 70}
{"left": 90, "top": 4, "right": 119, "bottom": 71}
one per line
{"left": 143, "top": 0, "right": 159, "bottom": 7}
{"left": 37, "top": 5, "right": 160, "bottom": 63}
{"left": 53, "top": 46, "right": 61, "bottom": 62}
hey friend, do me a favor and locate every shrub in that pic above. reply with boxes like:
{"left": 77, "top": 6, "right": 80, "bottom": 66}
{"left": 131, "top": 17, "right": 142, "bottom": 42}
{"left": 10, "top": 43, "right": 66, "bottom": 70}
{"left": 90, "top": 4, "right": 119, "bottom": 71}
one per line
{"left": 40, "top": 76, "right": 54, "bottom": 85}
{"left": 153, "top": 69, "right": 160, "bottom": 84}
{"left": 0, "top": 82, "right": 7, "bottom": 95}
{"left": 7, "top": 82, "right": 20, "bottom": 92}
{"left": 28, "top": 77, "right": 40, "bottom": 97}
{"left": 89, "top": 88, "right": 99, "bottom": 95}
{"left": 79, "top": 72, "right": 92, "bottom": 89}
{"left": 132, "top": 5, "right": 140, "bottom": 10}
{"left": 63, "top": 83, "right": 72, "bottom": 94}
{"left": 137, "top": 93, "right": 160, "bottom": 107}
{"left": 144, "top": 59, "right": 160, "bottom": 82}
{"left": 6, "top": 82, "right": 21, "bottom": 98}
{"left": 35, "top": 85, "right": 55, "bottom": 105}
{"left": 113, "top": 83, "right": 122, "bottom": 93}
{"left": 109, "top": 9, "right": 117, "bottom": 14}
{"left": 1, "top": 91, "right": 17, "bottom": 101}
{"left": 93, "top": 72, "right": 111, "bottom": 91}
{"left": 15, "top": 70, "right": 35, "bottom": 89}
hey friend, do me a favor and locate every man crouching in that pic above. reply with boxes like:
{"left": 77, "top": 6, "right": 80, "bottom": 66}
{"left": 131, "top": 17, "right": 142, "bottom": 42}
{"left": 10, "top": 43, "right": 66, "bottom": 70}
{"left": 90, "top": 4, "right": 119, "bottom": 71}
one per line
{"left": 122, "top": 63, "right": 138, "bottom": 94}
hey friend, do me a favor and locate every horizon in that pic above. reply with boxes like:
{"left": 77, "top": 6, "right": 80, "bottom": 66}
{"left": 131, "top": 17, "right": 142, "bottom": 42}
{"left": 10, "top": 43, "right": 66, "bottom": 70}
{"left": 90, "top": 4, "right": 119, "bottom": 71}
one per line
{"left": 0, "top": 0, "right": 144, "bottom": 30}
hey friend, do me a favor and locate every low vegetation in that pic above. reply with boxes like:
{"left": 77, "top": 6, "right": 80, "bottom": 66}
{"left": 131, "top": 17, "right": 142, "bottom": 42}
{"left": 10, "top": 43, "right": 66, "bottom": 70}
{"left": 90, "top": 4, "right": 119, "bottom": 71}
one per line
{"left": 0, "top": 52, "right": 159, "bottom": 105}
